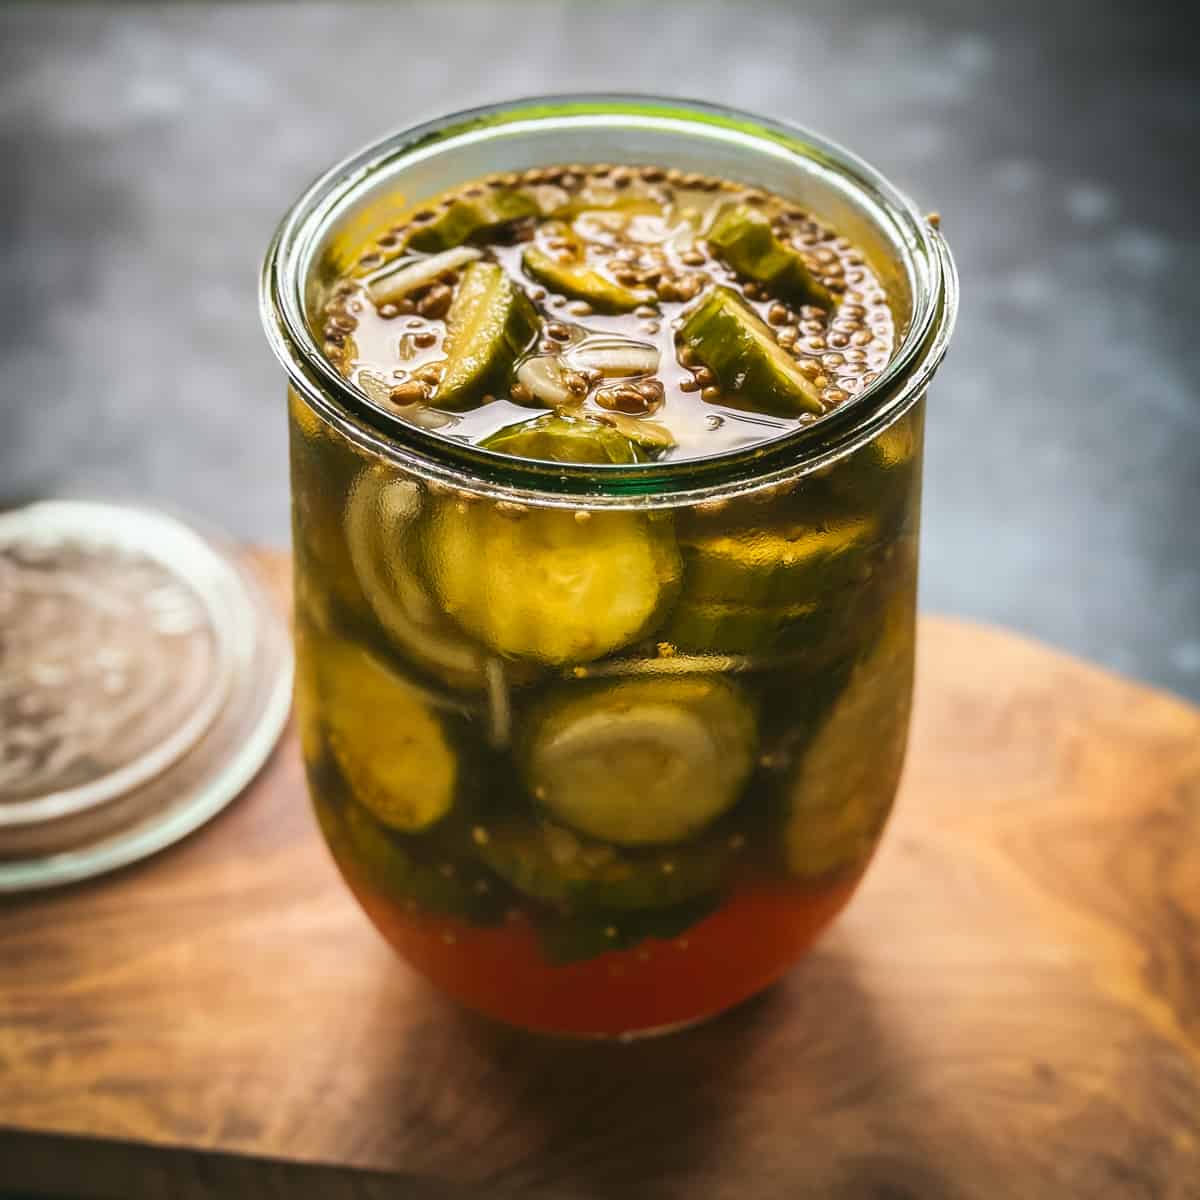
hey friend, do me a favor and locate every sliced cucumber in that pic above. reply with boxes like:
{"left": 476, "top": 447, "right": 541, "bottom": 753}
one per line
{"left": 537, "top": 894, "right": 720, "bottom": 965}
{"left": 473, "top": 812, "right": 737, "bottom": 912}
{"left": 314, "top": 636, "right": 457, "bottom": 832}
{"left": 319, "top": 795, "right": 505, "bottom": 924}
{"left": 783, "top": 604, "right": 914, "bottom": 879}
{"left": 431, "top": 261, "right": 539, "bottom": 410}
{"left": 482, "top": 413, "right": 647, "bottom": 464}
{"left": 423, "top": 500, "right": 681, "bottom": 665}
{"left": 406, "top": 189, "right": 538, "bottom": 252}
{"left": 595, "top": 412, "right": 677, "bottom": 456}
{"left": 678, "top": 287, "right": 827, "bottom": 417}
{"left": 523, "top": 244, "right": 655, "bottom": 314}
{"left": 663, "top": 515, "right": 878, "bottom": 654}
{"left": 521, "top": 676, "right": 757, "bottom": 846}
{"left": 707, "top": 204, "right": 836, "bottom": 310}
{"left": 346, "top": 467, "right": 494, "bottom": 691}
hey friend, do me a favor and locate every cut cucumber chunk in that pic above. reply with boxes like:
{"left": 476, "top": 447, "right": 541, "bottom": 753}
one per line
{"left": 595, "top": 412, "right": 677, "bottom": 456}
{"left": 406, "top": 188, "right": 538, "bottom": 252}
{"left": 314, "top": 637, "right": 457, "bottom": 832}
{"left": 423, "top": 500, "right": 681, "bottom": 666}
{"left": 473, "top": 812, "right": 737, "bottom": 912}
{"left": 431, "top": 261, "right": 539, "bottom": 410}
{"left": 663, "top": 515, "right": 878, "bottom": 654}
{"left": 783, "top": 604, "right": 914, "bottom": 879}
{"left": 482, "top": 413, "right": 647, "bottom": 464}
{"left": 346, "top": 467, "right": 494, "bottom": 691}
{"left": 707, "top": 204, "right": 836, "bottom": 310}
{"left": 523, "top": 244, "right": 655, "bottom": 314}
{"left": 317, "top": 793, "right": 505, "bottom": 924}
{"left": 537, "top": 894, "right": 720, "bottom": 965}
{"left": 521, "top": 676, "right": 758, "bottom": 846}
{"left": 678, "top": 286, "right": 827, "bottom": 417}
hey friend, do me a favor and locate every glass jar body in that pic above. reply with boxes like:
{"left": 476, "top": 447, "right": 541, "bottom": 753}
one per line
{"left": 290, "top": 386, "right": 923, "bottom": 1036}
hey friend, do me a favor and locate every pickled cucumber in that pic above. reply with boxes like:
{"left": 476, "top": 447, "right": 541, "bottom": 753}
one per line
{"left": 472, "top": 812, "right": 738, "bottom": 912}
{"left": 707, "top": 204, "right": 836, "bottom": 310}
{"left": 782, "top": 605, "right": 914, "bottom": 879}
{"left": 482, "top": 413, "right": 647, "bottom": 464}
{"left": 521, "top": 677, "right": 758, "bottom": 845}
{"left": 406, "top": 189, "right": 538, "bottom": 252}
{"left": 423, "top": 501, "right": 681, "bottom": 666}
{"left": 431, "top": 261, "right": 539, "bottom": 410}
{"left": 523, "top": 244, "right": 655, "bottom": 314}
{"left": 315, "top": 637, "right": 457, "bottom": 832}
{"left": 536, "top": 895, "right": 720, "bottom": 965}
{"left": 678, "top": 287, "right": 826, "bottom": 417}
{"left": 663, "top": 515, "right": 878, "bottom": 654}
{"left": 317, "top": 793, "right": 505, "bottom": 924}
{"left": 345, "top": 467, "right": 494, "bottom": 691}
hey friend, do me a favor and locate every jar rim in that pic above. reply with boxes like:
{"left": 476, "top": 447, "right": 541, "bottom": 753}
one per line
{"left": 261, "top": 93, "right": 957, "bottom": 508}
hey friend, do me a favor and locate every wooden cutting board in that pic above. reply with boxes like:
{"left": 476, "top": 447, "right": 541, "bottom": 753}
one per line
{"left": 1, "top": 551, "right": 1197, "bottom": 1199}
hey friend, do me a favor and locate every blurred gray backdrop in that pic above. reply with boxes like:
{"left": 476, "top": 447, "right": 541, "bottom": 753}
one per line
{"left": 1, "top": 0, "right": 1197, "bottom": 698}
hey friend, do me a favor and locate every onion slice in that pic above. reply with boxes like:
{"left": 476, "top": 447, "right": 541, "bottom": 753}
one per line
{"left": 366, "top": 246, "right": 482, "bottom": 306}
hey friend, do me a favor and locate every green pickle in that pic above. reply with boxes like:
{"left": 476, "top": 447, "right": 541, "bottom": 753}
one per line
{"left": 406, "top": 188, "right": 538, "bottom": 252}
{"left": 521, "top": 677, "right": 758, "bottom": 846}
{"left": 523, "top": 242, "right": 656, "bottom": 313}
{"left": 665, "top": 513, "right": 879, "bottom": 655}
{"left": 782, "top": 605, "right": 914, "bottom": 879}
{"left": 432, "top": 261, "right": 539, "bottom": 409}
{"left": 312, "top": 636, "right": 458, "bottom": 832}
{"left": 481, "top": 413, "right": 647, "bottom": 464}
{"left": 293, "top": 158, "right": 922, "bottom": 1000}
{"left": 707, "top": 203, "right": 836, "bottom": 310}
{"left": 679, "top": 287, "right": 827, "bottom": 416}
{"left": 423, "top": 500, "right": 681, "bottom": 666}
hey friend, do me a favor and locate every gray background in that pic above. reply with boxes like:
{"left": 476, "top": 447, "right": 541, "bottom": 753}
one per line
{"left": 2, "top": 0, "right": 1197, "bottom": 698}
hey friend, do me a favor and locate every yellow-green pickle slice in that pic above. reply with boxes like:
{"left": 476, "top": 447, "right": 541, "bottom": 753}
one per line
{"left": 706, "top": 203, "right": 837, "bottom": 310}
{"left": 522, "top": 242, "right": 656, "bottom": 313}
{"left": 520, "top": 676, "right": 758, "bottom": 846}
{"left": 405, "top": 188, "right": 538, "bottom": 252}
{"left": 482, "top": 413, "right": 647, "bottom": 464}
{"left": 472, "top": 813, "right": 737, "bottom": 912}
{"left": 431, "top": 261, "right": 539, "bottom": 409}
{"left": 678, "top": 286, "right": 827, "bottom": 417}
{"left": 346, "top": 467, "right": 495, "bottom": 691}
{"left": 314, "top": 637, "right": 457, "bottom": 833}
{"left": 664, "top": 515, "right": 879, "bottom": 654}
{"left": 313, "top": 791, "right": 503, "bottom": 924}
{"left": 783, "top": 606, "right": 914, "bottom": 879}
{"left": 423, "top": 501, "right": 681, "bottom": 666}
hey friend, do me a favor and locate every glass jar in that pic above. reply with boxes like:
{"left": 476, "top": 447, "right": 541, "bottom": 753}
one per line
{"left": 261, "top": 96, "right": 956, "bottom": 1037}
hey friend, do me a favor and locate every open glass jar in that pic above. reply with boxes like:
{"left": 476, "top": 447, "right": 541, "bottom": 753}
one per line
{"left": 262, "top": 96, "right": 956, "bottom": 1037}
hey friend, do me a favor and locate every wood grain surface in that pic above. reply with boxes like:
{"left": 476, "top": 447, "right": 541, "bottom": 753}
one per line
{"left": 1, "top": 550, "right": 1197, "bottom": 1199}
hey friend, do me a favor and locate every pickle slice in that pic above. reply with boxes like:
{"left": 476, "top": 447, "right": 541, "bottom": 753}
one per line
{"left": 523, "top": 244, "right": 656, "bottom": 314}
{"left": 536, "top": 894, "right": 720, "bottom": 965}
{"left": 423, "top": 501, "right": 681, "bottom": 666}
{"left": 482, "top": 413, "right": 647, "bottom": 464}
{"left": 315, "top": 637, "right": 457, "bottom": 832}
{"left": 431, "top": 261, "right": 539, "bottom": 410}
{"left": 473, "top": 813, "right": 737, "bottom": 912}
{"left": 678, "top": 287, "right": 827, "bottom": 417}
{"left": 521, "top": 677, "right": 758, "bottom": 846}
{"left": 707, "top": 204, "right": 836, "bottom": 310}
{"left": 346, "top": 467, "right": 494, "bottom": 691}
{"left": 663, "top": 515, "right": 878, "bottom": 654}
{"left": 317, "top": 794, "right": 504, "bottom": 924}
{"left": 406, "top": 188, "right": 538, "bottom": 252}
{"left": 783, "top": 605, "right": 914, "bottom": 879}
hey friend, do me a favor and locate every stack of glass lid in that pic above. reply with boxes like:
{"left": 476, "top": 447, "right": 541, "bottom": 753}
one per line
{"left": 0, "top": 500, "right": 292, "bottom": 891}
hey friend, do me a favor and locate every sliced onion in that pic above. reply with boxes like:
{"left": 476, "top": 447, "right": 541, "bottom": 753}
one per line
{"left": 567, "top": 337, "right": 660, "bottom": 378}
{"left": 516, "top": 355, "right": 574, "bottom": 407}
{"left": 366, "top": 246, "right": 482, "bottom": 306}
